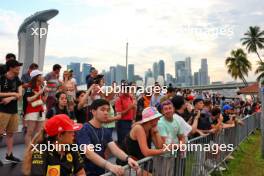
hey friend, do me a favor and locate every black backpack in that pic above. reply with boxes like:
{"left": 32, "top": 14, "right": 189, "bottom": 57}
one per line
{"left": 22, "top": 88, "right": 34, "bottom": 116}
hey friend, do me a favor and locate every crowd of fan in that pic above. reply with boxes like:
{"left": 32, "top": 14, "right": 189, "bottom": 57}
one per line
{"left": 0, "top": 53, "right": 261, "bottom": 176}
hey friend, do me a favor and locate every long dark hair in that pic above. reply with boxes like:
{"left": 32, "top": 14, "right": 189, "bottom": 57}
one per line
{"left": 22, "top": 129, "right": 62, "bottom": 175}
{"left": 30, "top": 75, "right": 41, "bottom": 89}
{"left": 55, "top": 92, "right": 68, "bottom": 111}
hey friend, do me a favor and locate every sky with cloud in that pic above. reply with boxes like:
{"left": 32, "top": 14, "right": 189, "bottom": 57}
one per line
{"left": 0, "top": 0, "right": 264, "bottom": 82}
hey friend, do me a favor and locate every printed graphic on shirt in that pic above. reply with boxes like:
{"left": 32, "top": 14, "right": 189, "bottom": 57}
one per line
{"left": 46, "top": 165, "right": 60, "bottom": 176}
{"left": 66, "top": 153, "right": 73, "bottom": 162}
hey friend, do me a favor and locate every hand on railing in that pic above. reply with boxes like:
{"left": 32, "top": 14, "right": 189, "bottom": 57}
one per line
{"left": 107, "top": 163, "right": 124, "bottom": 176}
{"left": 127, "top": 157, "right": 139, "bottom": 171}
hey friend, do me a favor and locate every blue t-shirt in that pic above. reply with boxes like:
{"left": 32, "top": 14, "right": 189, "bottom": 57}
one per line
{"left": 76, "top": 122, "right": 113, "bottom": 176}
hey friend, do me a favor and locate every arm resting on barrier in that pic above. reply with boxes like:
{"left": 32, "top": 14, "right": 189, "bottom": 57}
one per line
{"left": 85, "top": 149, "right": 111, "bottom": 170}
{"left": 108, "top": 142, "right": 139, "bottom": 170}
{"left": 222, "top": 123, "right": 235, "bottom": 128}
{"left": 84, "top": 147, "right": 124, "bottom": 174}
{"left": 108, "top": 141, "right": 130, "bottom": 161}
{"left": 132, "top": 125, "right": 164, "bottom": 156}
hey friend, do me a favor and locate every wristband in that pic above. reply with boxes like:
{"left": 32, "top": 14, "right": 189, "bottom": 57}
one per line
{"left": 125, "top": 155, "right": 130, "bottom": 162}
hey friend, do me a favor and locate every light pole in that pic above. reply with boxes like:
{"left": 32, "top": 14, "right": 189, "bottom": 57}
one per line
{"left": 259, "top": 78, "right": 264, "bottom": 158}
{"left": 126, "top": 42, "right": 128, "bottom": 80}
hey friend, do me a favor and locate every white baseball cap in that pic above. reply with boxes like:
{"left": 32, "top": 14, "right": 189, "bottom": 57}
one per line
{"left": 30, "top": 70, "right": 42, "bottom": 78}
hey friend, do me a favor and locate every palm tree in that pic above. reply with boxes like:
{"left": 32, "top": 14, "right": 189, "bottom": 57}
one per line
{"left": 255, "top": 61, "right": 264, "bottom": 82}
{"left": 225, "top": 48, "right": 252, "bottom": 86}
{"left": 241, "top": 26, "right": 264, "bottom": 63}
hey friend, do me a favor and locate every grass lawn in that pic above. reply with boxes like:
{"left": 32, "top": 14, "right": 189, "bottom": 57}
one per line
{"left": 212, "top": 130, "right": 264, "bottom": 176}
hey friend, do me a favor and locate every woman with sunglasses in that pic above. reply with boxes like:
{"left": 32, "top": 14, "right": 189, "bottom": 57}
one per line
{"left": 119, "top": 107, "right": 166, "bottom": 162}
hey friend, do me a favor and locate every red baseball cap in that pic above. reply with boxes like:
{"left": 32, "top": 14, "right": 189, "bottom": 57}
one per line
{"left": 187, "top": 95, "right": 194, "bottom": 101}
{"left": 44, "top": 114, "right": 83, "bottom": 137}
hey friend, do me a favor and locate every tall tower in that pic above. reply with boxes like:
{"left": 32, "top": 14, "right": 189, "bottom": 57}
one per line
{"left": 18, "top": 9, "right": 59, "bottom": 74}
{"left": 158, "top": 60, "right": 165, "bottom": 78}
{"left": 128, "top": 64, "right": 135, "bottom": 82}
{"left": 185, "top": 57, "right": 192, "bottom": 86}
{"left": 152, "top": 62, "right": 158, "bottom": 80}
{"left": 200, "top": 58, "right": 209, "bottom": 85}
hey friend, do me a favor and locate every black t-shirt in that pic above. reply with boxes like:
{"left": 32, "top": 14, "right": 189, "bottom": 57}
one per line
{"left": 74, "top": 105, "right": 87, "bottom": 124}
{"left": 222, "top": 112, "right": 230, "bottom": 123}
{"left": 86, "top": 75, "right": 94, "bottom": 89}
{"left": 182, "top": 109, "right": 192, "bottom": 122}
{"left": 197, "top": 113, "right": 212, "bottom": 130}
{"left": 0, "top": 75, "right": 22, "bottom": 114}
{"left": 31, "top": 146, "right": 84, "bottom": 176}
{"left": 46, "top": 106, "right": 72, "bottom": 119}
{"left": 0, "top": 64, "right": 7, "bottom": 76}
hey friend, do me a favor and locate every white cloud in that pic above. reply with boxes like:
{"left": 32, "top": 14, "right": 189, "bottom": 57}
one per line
{"left": 1, "top": 0, "right": 264, "bottom": 83}
{"left": 0, "top": 9, "right": 23, "bottom": 61}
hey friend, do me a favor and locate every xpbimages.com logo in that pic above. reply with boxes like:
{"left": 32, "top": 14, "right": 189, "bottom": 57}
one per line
{"left": 31, "top": 141, "right": 102, "bottom": 155}
{"left": 163, "top": 142, "right": 234, "bottom": 155}
{"left": 97, "top": 83, "right": 168, "bottom": 96}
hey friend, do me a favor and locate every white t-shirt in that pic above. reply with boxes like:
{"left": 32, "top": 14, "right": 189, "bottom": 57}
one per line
{"left": 173, "top": 113, "right": 192, "bottom": 141}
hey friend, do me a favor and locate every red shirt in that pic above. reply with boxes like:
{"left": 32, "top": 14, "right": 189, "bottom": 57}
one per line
{"left": 115, "top": 94, "right": 135, "bottom": 121}
{"left": 25, "top": 87, "right": 44, "bottom": 114}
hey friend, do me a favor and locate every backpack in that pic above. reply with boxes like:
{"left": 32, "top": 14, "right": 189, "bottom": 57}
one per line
{"left": 22, "top": 88, "right": 34, "bottom": 116}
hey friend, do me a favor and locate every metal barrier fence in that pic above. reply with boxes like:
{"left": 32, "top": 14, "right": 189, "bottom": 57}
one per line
{"left": 102, "top": 114, "right": 261, "bottom": 176}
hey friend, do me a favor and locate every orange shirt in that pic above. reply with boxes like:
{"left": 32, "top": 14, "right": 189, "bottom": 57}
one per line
{"left": 143, "top": 95, "right": 151, "bottom": 108}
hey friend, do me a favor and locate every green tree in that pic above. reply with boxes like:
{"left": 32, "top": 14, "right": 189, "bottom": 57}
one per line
{"left": 255, "top": 61, "right": 264, "bottom": 82}
{"left": 225, "top": 48, "right": 252, "bottom": 86}
{"left": 241, "top": 26, "right": 264, "bottom": 63}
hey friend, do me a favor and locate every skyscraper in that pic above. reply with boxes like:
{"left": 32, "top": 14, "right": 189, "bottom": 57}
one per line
{"left": 102, "top": 70, "right": 111, "bottom": 85}
{"left": 185, "top": 57, "right": 192, "bottom": 86}
{"left": 193, "top": 72, "right": 200, "bottom": 85}
{"left": 115, "top": 65, "right": 126, "bottom": 84}
{"left": 109, "top": 66, "right": 116, "bottom": 84}
{"left": 175, "top": 61, "right": 186, "bottom": 86}
{"left": 156, "top": 75, "right": 165, "bottom": 86}
{"left": 128, "top": 64, "right": 135, "bottom": 82}
{"left": 145, "top": 68, "right": 153, "bottom": 85}
{"left": 158, "top": 60, "right": 165, "bottom": 78}
{"left": 152, "top": 62, "right": 158, "bottom": 80}
{"left": 166, "top": 73, "right": 174, "bottom": 85}
{"left": 67, "top": 62, "right": 81, "bottom": 85}
{"left": 185, "top": 57, "right": 192, "bottom": 73}
{"left": 199, "top": 58, "right": 209, "bottom": 85}
{"left": 82, "top": 63, "right": 92, "bottom": 84}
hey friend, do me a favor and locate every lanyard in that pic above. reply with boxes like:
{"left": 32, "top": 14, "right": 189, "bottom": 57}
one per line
{"left": 88, "top": 123, "right": 104, "bottom": 145}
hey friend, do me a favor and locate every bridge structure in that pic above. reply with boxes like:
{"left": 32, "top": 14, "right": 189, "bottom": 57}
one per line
{"left": 180, "top": 82, "right": 256, "bottom": 91}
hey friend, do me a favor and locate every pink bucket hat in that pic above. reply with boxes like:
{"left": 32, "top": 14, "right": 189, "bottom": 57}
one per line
{"left": 139, "top": 107, "right": 162, "bottom": 124}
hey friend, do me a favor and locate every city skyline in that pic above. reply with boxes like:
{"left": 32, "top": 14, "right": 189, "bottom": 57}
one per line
{"left": 1, "top": 0, "right": 264, "bottom": 82}
{"left": 62, "top": 56, "right": 241, "bottom": 86}
{"left": 70, "top": 57, "right": 211, "bottom": 86}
